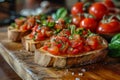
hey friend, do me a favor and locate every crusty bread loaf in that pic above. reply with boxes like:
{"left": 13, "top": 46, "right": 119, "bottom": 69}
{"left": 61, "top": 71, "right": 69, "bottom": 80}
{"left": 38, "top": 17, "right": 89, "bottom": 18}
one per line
{"left": 22, "top": 35, "right": 46, "bottom": 52}
{"left": 8, "top": 27, "right": 31, "bottom": 42}
{"left": 34, "top": 37, "right": 108, "bottom": 68}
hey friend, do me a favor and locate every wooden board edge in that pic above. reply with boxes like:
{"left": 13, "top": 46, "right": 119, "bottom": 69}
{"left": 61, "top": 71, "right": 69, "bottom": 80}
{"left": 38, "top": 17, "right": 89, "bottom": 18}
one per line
{"left": 0, "top": 43, "right": 40, "bottom": 80}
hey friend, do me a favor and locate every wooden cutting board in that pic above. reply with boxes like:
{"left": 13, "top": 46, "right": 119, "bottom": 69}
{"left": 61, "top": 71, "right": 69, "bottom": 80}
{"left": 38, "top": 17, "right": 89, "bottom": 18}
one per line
{"left": 0, "top": 32, "right": 120, "bottom": 80}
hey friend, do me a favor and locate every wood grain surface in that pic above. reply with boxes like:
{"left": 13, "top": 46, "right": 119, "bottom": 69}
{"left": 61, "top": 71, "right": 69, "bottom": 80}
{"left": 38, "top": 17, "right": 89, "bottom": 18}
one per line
{"left": 0, "top": 32, "right": 120, "bottom": 80}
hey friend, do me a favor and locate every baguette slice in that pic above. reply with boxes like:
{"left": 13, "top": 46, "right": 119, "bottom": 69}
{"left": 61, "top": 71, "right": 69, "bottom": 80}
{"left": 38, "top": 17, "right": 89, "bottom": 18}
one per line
{"left": 34, "top": 37, "right": 108, "bottom": 68}
{"left": 8, "top": 27, "right": 31, "bottom": 42}
{"left": 22, "top": 35, "right": 46, "bottom": 52}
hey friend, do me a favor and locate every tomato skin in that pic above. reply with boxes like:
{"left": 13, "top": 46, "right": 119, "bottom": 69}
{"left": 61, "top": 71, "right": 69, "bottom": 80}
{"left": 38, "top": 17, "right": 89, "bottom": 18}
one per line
{"left": 89, "top": 2, "right": 108, "bottom": 20}
{"left": 47, "top": 46, "right": 59, "bottom": 55}
{"left": 71, "top": 2, "right": 84, "bottom": 15}
{"left": 104, "top": 0, "right": 115, "bottom": 8}
{"left": 80, "top": 18, "right": 98, "bottom": 32}
{"left": 97, "top": 20, "right": 120, "bottom": 34}
{"left": 72, "top": 14, "right": 84, "bottom": 27}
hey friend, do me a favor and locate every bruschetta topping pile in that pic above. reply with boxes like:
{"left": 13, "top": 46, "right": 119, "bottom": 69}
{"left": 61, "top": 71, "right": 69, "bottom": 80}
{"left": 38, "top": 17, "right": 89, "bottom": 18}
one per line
{"left": 29, "top": 15, "right": 68, "bottom": 41}
{"left": 42, "top": 25, "right": 104, "bottom": 55}
{"left": 10, "top": 16, "right": 35, "bottom": 31}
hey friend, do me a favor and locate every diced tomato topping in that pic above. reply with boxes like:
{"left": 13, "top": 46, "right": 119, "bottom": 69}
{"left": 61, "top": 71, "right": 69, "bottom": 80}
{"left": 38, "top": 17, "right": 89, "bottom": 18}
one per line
{"left": 35, "top": 32, "right": 45, "bottom": 41}
{"left": 84, "top": 46, "right": 91, "bottom": 52}
{"left": 72, "top": 49, "right": 79, "bottom": 55}
{"left": 87, "top": 36, "right": 100, "bottom": 50}
{"left": 42, "top": 46, "right": 48, "bottom": 50}
{"left": 47, "top": 46, "right": 59, "bottom": 55}
{"left": 56, "top": 44, "right": 62, "bottom": 48}
{"left": 32, "top": 25, "right": 39, "bottom": 31}
{"left": 20, "top": 23, "right": 28, "bottom": 31}
{"left": 72, "top": 41, "right": 83, "bottom": 48}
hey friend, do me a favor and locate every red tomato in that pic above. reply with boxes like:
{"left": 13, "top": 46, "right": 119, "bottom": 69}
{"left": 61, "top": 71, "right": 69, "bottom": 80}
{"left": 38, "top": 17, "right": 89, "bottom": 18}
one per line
{"left": 72, "top": 14, "right": 84, "bottom": 27}
{"left": 71, "top": 2, "right": 84, "bottom": 15}
{"left": 80, "top": 18, "right": 98, "bottom": 32}
{"left": 89, "top": 2, "right": 108, "bottom": 20}
{"left": 97, "top": 20, "right": 120, "bottom": 34}
{"left": 47, "top": 46, "right": 59, "bottom": 55}
{"left": 104, "top": 0, "right": 115, "bottom": 8}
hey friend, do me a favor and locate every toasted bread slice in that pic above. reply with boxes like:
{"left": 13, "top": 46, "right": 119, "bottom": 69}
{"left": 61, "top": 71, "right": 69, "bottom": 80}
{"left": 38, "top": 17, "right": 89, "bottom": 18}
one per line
{"left": 34, "top": 37, "right": 108, "bottom": 68}
{"left": 8, "top": 27, "right": 31, "bottom": 42}
{"left": 22, "top": 35, "right": 46, "bottom": 52}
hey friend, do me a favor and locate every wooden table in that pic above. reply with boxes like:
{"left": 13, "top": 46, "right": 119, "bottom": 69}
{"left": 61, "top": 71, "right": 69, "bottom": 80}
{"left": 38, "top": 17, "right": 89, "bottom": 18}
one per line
{"left": 0, "top": 27, "right": 120, "bottom": 80}
{"left": 0, "top": 27, "right": 22, "bottom": 80}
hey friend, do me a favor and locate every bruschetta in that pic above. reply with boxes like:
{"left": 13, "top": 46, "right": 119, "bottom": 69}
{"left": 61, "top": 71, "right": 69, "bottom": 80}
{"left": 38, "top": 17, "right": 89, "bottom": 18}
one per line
{"left": 8, "top": 16, "right": 35, "bottom": 42}
{"left": 34, "top": 27, "right": 108, "bottom": 68}
{"left": 22, "top": 17, "right": 67, "bottom": 52}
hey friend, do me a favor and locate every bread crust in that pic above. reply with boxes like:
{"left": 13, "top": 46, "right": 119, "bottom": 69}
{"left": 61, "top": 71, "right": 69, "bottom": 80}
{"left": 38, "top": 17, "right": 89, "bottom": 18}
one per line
{"left": 22, "top": 35, "right": 46, "bottom": 52}
{"left": 8, "top": 27, "right": 31, "bottom": 42}
{"left": 34, "top": 36, "right": 108, "bottom": 68}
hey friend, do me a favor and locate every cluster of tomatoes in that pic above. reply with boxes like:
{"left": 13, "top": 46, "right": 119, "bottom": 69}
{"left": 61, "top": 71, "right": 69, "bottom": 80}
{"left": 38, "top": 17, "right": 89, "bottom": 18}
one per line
{"left": 71, "top": 0, "right": 120, "bottom": 37}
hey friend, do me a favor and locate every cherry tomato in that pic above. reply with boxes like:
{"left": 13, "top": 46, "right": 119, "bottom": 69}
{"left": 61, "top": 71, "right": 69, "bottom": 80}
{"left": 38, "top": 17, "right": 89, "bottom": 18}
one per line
{"left": 47, "top": 46, "right": 59, "bottom": 55}
{"left": 89, "top": 2, "right": 108, "bottom": 20}
{"left": 71, "top": 2, "right": 84, "bottom": 15}
{"left": 97, "top": 20, "right": 120, "bottom": 34}
{"left": 80, "top": 18, "right": 98, "bottom": 32}
{"left": 104, "top": 0, "right": 115, "bottom": 8}
{"left": 72, "top": 14, "right": 84, "bottom": 27}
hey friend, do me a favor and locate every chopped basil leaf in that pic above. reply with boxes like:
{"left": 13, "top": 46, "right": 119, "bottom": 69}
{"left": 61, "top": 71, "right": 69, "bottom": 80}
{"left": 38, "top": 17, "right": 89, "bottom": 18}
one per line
{"left": 48, "top": 21, "right": 55, "bottom": 28}
{"left": 54, "top": 29, "right": 61, "bottom": 34}
{"left": 42, "top": 20, "right": 48, "bottom": 26}
{"left": 10, "top": 23, "right": 16, "bottom": 28}
{"left": 40, "top": 14, "right": 47, "bottom": 20}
